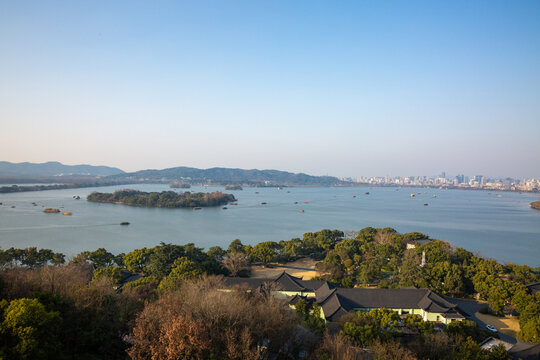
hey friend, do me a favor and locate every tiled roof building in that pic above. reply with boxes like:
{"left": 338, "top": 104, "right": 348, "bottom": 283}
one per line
{"left": 222, "top": 271, "right": 465, "bottom": 324}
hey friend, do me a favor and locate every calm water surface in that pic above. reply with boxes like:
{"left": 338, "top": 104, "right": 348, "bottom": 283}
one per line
{"left": 0, "top": 184, "right": 539, "bottom": 266}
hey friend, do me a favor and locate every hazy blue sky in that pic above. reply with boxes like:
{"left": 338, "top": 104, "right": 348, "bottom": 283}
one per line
{"left": 1, "top": 1, "right": 539, "bottom": 178}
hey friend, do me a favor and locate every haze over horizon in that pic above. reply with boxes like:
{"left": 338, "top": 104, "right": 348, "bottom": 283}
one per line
{"left": 1, "top": 1, "right": 539, "bottom": 178}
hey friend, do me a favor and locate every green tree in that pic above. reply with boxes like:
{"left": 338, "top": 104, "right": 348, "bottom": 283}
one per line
{"left": 50, "top": 253, "right": 65, "bottom": 266}
{"left": 341, "top": 308, "right": 401, "bottom": 346}
{"left": 88, "top": 248, "right": 116, "bottom": 268}
{"left": 248, "top": 241, "right": 280, "bottom": 264}
{"left": 403, "top": 314, "right": 434, "bottom": 334}
{"left": 445, "top": 320, "right": 488, "bottom": 342}
{"left": 518, "top": 293, "right": 540, "bottom": 342}
{"left": 227, "top": 239, "right": 245, "bottom": 253}
{"left": 123, "top": 248, "right": 153, "bottom": 273}
{"left": 0, "top": 298, "right": 61, "bottom": 360}
{"left": 207, "top": 246, "right": 226, "bottom": 261}
{"left": 454, "top": 336, "right": 489, "bottom": 360}
{"left": 488, "top": 344, "right": 511, "bottom": 360}
{"left": 159, "top": 257, "right": 203, "bottom": 291}
{"left": 398, "top": 249, "right": 424, "bottom": 287}
{"left": 92, "top": 266, "right": 124, "bottom": 285}
{"left": 147, "top": 243, "right": 185, "bottom": 278}
{"left": 73, "top": 248, "right": 116, "bottom": 268}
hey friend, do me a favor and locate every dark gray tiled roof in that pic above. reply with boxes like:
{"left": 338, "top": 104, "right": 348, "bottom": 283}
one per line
{"left": 286, "top": 294, "right": 315, "bottom": 306}
{"left": 316, "top": 287, "right": 465, "bottom": 322}
{"left": 222, "top": 274, "right": 465, "bottom": 323}
{"left": 508, "top": 342, "right": 540, "bottom": 360}
{"left": 328, "top": 288, "right": 427, "bottom": 309}
{"left": 222, "top": 272, "right": 329, "bottom": 292}
{"left": 273, "top": 272, "right": 307, "bottom": 291}
{"left": 298, "top": 279, "right": 328, "bottom": 292}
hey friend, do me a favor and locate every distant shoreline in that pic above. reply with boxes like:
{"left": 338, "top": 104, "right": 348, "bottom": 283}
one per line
{"left": 344, "top": 182, "right": 539, "bottom": 193}
{"left": 0, "top": 182, "right": 135, "bottom": 194}
{"left": 1, "top": 180, "right": 538, "bottom": 194}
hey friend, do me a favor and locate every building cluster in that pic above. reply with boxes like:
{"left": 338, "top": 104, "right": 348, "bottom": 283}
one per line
{"left": 343, "top": 173, "right": 539, "bottom": 192}
{"left": 223, "top": 272, "right": 465, "bottom": 324}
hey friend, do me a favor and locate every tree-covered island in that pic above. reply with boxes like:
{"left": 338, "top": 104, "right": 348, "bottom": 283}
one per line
{"left": 87, "top": 189, "right": 236, "bottom": 208}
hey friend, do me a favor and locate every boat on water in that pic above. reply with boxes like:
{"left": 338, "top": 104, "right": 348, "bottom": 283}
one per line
{"left": 261, "top": 202, "right": 267, "bottom": 205}
{"left": 365, "top": 192, "right": 370, "bottom": 195}
{"left": 433, "top": 195, "right": 437, "bottom": 198}
{"left": 62, "top": 212, "right": 72, "bottom": 215}
{"left": 193, "top": 207, "right": 202, "bottom": 210}
{"left": 410, "top": 194, "right": 415, "bottom": 197}
{"left": 287, "top": 191, "right": 291, "bottom": 193}
{"left": 230, "top": 202, "right": 238, "bottom": 205}
{"left": 120, "top": 222, "right": 130, "bottom": 225}
{"left": 294, "top": 201, "right": 298, "bottom": 204}
{"left": 222, "top": 206, "right": 228, "bottom": 210}
{"left": 352, "top": 195, "right": 356, "bottom": 198}
{"left": 254, "top": 192, "right": 259, "bottom": 194}
{"left": 304, "top": 201, "right": 309, "bottom": 204}
{"left": 43, "top": 208, "right": 60, "bottom": 213}
{"left": 423, "top": 204, "right": 429, "bottom": 206}
{"left": 298, "top": 209, "right": 304, "bottom": 213}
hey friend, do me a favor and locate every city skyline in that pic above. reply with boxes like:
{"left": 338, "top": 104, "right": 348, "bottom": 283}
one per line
{"left": 1, "top": 1, "right": 539, "bottom": 178}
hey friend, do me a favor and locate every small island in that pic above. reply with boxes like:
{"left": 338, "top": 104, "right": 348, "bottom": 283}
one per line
{"left": 531, "top": 200, "right": 540, "bottom": 210}
{"left": 87, "top": 189, "right": 236, "bottom": 208}
{"left": 224, "top": 184, "right": 243, "bottom": 190}
{"left": 169, "top": 180, "right": 191, "bottom": 189}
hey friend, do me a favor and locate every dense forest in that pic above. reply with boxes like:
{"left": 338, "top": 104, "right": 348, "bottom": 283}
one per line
{"left": 86, "top": 190, "right": 236, "bottom": 208}
{"left": 0, "top": 228, "right": 539, "bottom": 359}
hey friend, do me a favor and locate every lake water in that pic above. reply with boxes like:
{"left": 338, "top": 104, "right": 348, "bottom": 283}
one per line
{"left": 0, "top": 184, "right": 539, "bottom": 266}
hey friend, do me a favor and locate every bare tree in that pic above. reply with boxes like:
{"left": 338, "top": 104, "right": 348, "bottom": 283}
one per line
{"left": 374, "top": 229, "right": 394, "bottom": 245}
{"left": 128, "top": 276, "right": 299, "bottom": 360}
{"left": 316, "top": 333, "right": 365, "bottom": 360}
{"left": 222, "top": 252, "right": 249, "bottom": 276}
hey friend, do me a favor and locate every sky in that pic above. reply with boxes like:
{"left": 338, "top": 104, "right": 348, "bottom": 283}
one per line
{"left": 1, "top": 1, "right": 539, "bottom": 178}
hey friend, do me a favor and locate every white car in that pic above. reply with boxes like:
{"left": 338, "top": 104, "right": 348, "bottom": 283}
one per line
{"left": 486, "top": 324, "right": 498, "bottom": 333}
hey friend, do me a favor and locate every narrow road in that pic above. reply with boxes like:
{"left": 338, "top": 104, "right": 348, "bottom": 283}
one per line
{"left": 447, "top": 297, "right": 517, "bottom": 345}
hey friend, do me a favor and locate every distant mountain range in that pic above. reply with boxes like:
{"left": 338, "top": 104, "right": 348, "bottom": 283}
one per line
{"left": 0, "top": 161, "right": 125, "bottom": 178}
{"left": 107, "top": 166, "right": 343, "bottom": 186}
{"left": 0, "top": 162, "right": 343, "bottom": 186}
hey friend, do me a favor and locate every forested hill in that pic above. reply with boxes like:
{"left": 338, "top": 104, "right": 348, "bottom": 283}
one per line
{"left": 106, "top": 166, "right": 344, "bottom": 186}
{"left": 0, "top": 161, "right": 124, "bottom": 178}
